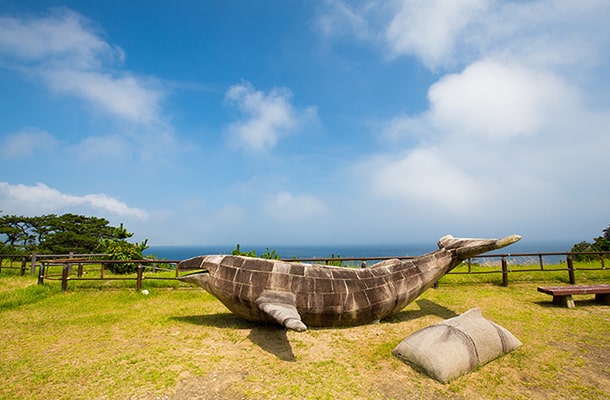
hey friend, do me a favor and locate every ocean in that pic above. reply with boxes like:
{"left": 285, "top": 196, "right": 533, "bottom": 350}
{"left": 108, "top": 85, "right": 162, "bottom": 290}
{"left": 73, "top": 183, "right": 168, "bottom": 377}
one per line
{"left": 147, "top": 240, "right": 574, "bottom": 262}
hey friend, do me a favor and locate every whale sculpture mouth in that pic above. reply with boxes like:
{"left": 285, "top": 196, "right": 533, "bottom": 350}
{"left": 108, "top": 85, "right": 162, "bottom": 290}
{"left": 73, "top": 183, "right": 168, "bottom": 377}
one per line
{"left": 179, "top": 269, "right": 210, "bottom": 288}
{"left": 181, "top": 269, "right": 209, "bottom": 276}
{"left": 438, "top": 234, "right": 522, "bottom": 260}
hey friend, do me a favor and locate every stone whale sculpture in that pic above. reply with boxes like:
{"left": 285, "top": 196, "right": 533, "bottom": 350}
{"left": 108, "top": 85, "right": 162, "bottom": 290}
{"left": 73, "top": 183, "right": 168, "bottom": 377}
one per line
{"left": 179, "top": 234, "right": 521, "bottom": 331}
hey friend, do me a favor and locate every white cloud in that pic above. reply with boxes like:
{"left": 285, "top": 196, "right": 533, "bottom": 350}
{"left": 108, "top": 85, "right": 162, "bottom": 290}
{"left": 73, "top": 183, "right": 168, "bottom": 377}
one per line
{"left": 363, "top": 148, "right": 482, "bottom": 211}
{"left": 382, "top": 60, "right": 579, "bottom": 143}
{"left": 383, "top": 0, "right": 610, "bottom": 70}
{"left": 382, "top": 114, "right": 431, "bottom": 142}
{"left": 331, "top": 0, "right": 610, "bottom": 237}
{"left": 360, "top": 55, "right": 610, "bottom": 218}
{"left": 427, "top": 60, "right": 578, "bottom": 140}
{"left": 0, "top": 128, "right": 59, "bottom": 158}
{"left": 474, "top": 0, "right": 610, "bottom": 70}
{"left": 385, "top": 0, "right": 486, "bottom": 68}
{"left": 262, "top": 191, "right": 327, "bottom": 221}
{"left": 224, "top": 81, "right": 317, "bottom": 152}
{"left": 316, "top": 0, "right": 374, "bottom": 41}
{"left": 0, "top": 182, "right": 148, "bottom": 219}
{"left": 43, "top": 69, "right": 162, "bottom": 124}
{"left": 323, "top": 1, "right": 610, "bottom": 71}
{"left": 358, "top": 59, "right": 610, "bottom": 229}
{"left": 0, "top": 8, "right": 163, "bottom": 124}
{"left": 0, "top": 8, "right": 121, "bottom": 68}
{"left": 68, "top": 134, "right": 130, "bottom": 160}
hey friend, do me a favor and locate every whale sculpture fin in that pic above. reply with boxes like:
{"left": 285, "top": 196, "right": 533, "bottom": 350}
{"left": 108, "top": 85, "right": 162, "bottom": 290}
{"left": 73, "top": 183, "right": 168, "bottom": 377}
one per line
{"left": 438, "top": 234, "right": 522, "bottom": 260}
{"left": 255, "top": 290, "right": 307, "bottom": 332}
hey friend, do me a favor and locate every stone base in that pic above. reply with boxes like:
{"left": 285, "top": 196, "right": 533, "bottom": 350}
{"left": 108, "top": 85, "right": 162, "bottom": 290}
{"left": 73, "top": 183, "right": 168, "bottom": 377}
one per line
{"left": 553, "top": 295, "right": 575, "bottom": 308}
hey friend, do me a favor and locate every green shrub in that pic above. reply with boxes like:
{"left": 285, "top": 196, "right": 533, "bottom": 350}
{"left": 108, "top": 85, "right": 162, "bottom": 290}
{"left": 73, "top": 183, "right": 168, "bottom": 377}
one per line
{"left": 103, "top": 238, "right": 149, "bottom": 274}
{"left": 571, "top": 224, "right": 610, "bottom": 261}
{"left": 231, "top": 244, "right": 280, "bottom": 259}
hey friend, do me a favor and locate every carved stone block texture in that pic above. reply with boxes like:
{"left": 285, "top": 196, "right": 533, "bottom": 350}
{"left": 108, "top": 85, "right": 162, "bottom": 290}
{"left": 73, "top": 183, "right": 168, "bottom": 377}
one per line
{"left": 179, "top": 235, "right": 521, "bottom": 331}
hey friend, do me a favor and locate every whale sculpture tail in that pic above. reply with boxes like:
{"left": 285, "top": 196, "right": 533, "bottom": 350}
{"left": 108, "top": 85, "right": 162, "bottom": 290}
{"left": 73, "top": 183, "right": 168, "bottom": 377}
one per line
{"left": 438, "top": 234, "right": 522, "bottom": 261}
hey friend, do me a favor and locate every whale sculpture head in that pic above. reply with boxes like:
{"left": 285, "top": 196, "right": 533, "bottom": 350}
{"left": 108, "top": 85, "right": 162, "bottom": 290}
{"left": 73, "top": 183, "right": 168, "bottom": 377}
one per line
{"left": 178, "top": 254, "right": 225, "bottom": 292}
{"left": 179, "top": 234, "right": 521, "bottom": 331}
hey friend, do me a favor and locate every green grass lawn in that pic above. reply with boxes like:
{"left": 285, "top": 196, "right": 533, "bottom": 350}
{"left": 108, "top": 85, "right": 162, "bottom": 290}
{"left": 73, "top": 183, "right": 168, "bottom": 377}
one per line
{"left": 0, "top": 266, "right": 608, "bottom": 399}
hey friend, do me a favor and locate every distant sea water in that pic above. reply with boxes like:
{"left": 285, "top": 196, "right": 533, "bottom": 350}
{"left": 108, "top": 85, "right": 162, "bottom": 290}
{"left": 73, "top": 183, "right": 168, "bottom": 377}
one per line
{"left": 147, "top": 240, "right": 574, "bottom": 262}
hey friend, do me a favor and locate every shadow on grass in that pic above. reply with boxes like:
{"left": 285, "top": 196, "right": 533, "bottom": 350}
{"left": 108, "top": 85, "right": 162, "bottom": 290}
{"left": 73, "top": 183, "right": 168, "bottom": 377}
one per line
{"left": 173, "top": 313, "right": 296, "bottom": 361}
{"left": 248, "top": 328, "right": 296, "bottom": 362}
{"left": 173, "top": 299, "right": 460, "bottom": 361}
{"left": 176, "top": 298, "right": 458, "bottom": 332}
{"left": 533, "top": 298, "right": 603, "bottom": 308}
{"left": 383, "top": 299, "right": 459, "bottom": 323}
{"left": 173, "top": 313, "right": 256, "bottom": 329}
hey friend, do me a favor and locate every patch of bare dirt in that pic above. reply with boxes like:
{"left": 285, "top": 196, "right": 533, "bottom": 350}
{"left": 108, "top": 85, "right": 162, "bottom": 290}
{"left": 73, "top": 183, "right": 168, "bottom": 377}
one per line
{"left": 167, "top": 370, "right": 250, "bottom": 400}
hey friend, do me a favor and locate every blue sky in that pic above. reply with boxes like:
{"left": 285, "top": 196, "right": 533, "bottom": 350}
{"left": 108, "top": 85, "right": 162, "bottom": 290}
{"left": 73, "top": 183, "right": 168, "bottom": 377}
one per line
{"left": 1, "top": 0, "right": 609, "bottom": 246}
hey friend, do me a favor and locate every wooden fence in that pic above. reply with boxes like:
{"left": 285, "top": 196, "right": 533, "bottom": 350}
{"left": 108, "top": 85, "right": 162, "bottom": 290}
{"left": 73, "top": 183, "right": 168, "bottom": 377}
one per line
{"left": 1, "top": 251, "right": 608, "bottom": 291}
{"left": 456, "top": 251, "right": 607, "bottom": 287}
{"left": 0, "top": 255, "right": 29, "bottom": 275}
{"left": 285, "top": 251, "right": 608, "bottom": 287}
{"left": 37, "top": 258, "right": 182, "bottom": 291}
{"left": 0, "top": 253, "right": 108, "bottom": 277}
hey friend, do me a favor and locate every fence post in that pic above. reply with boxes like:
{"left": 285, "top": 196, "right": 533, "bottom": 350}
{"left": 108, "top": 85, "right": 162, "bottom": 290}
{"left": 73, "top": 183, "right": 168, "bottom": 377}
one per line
{"left": 501, "top": 256, "right": 509, "bottom": 287}
{"left": 20, "top": 256, "right": 27, "bottom": 276}
{"left": 30, "top": 253, "right": 37, "bottom": 276}
{"left": 61, "top": 263, "right": 69, "bottom": 292}
{"left": 601, "top": 254, "right": 605, "bottom": 270}
{"left": 0, "top": 257, "right": 2, "bottom": 273}
{"left": 136, "top": 264, "right": 144, "bottom": 290}
{"left": 38, "top": 263, "right": 45, "bottom": 285}
{"left": 566, "top": 255, "right": 576, "bottom": 284}
{"left": 538, "top": 254, "right": 544, "bottom": 270}
{"left": 77, "top": 263, "right": 84, "bottom": 277}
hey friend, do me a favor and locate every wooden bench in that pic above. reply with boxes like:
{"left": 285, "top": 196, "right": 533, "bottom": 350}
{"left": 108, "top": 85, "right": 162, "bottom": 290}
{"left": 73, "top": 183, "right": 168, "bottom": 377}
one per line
{"left": 537, "top": 284, "right": 610, "bottom": 308}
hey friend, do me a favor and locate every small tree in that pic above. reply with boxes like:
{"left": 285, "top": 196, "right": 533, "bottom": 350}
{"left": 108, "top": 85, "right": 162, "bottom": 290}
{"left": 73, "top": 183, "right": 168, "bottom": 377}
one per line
{"left": 0, "top": 213, "right": 120, "bottom": 254}
{"left": 0, "top": 215, "right": 34, "bottom": 252}
{"left": 0, "top": 215, "right": 149, "bottom": 271}
{"left": 231, "top": 244, "right": 280, "bottom": 259}
{"left": 102, "top": 224, "right": 149, "bottom": 274}
{"left": 38, "top": 214, "right": 115, "bottom": 254}
{"left": 571, "top": 224, "right": 610, "bottom": 261}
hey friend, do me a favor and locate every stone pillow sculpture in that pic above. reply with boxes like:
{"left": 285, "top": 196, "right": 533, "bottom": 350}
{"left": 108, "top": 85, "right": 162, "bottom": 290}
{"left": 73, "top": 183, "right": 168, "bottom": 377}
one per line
{"left": 392, "top": 308, "right": 522, "bottom": 383}
{"left": 179, "top": 234, "right": 521, "bottom": 331}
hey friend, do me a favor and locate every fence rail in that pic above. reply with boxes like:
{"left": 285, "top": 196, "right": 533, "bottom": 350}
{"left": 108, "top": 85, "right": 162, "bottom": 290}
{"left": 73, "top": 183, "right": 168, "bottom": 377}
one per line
{"left": 0, "top": 255, "right": 29, "bottom": 275}
{"left": 37, "top": 258, "right": 182, "bottom": 291}
{"left": 0, "top": 253, "right": 109, "bottom": 277}
{"left": 1, "top": 250, "right": 608, "bottom": 291}
{"left": 460, "top": 252, "right": 607, "bottom": 286}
